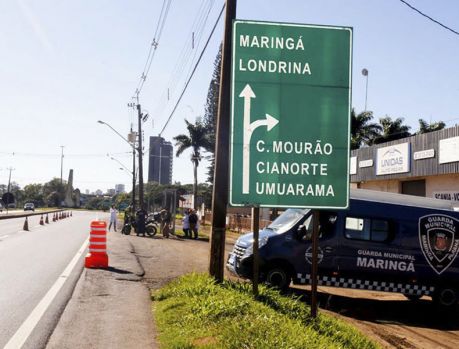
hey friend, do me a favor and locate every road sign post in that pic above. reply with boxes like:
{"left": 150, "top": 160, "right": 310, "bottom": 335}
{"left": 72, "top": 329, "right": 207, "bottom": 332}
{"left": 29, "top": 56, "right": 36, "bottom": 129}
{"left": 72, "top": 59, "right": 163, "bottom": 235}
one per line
{"left": 230, "top": 20, "right": 352, "bottom": 209}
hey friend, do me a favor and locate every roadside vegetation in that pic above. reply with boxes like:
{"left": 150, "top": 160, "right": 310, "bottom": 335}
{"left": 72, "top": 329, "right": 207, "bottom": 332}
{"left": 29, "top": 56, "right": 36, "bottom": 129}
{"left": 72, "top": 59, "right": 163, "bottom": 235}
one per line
{"left": 153, "top": 273, "right": 380, "bottom": 349}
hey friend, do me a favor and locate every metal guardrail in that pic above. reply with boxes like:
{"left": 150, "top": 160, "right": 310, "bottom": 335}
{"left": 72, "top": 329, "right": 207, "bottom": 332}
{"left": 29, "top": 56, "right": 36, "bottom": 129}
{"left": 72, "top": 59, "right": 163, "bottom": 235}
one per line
{"left": 0, "top": 209, "right": 67, "bottom": 221}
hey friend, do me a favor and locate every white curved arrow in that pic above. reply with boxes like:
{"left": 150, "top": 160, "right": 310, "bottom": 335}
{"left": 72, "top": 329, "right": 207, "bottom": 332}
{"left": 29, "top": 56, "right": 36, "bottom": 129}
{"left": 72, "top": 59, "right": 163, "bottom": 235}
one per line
{"left": 240, "top": 84, "right": 279, "bottom": 194}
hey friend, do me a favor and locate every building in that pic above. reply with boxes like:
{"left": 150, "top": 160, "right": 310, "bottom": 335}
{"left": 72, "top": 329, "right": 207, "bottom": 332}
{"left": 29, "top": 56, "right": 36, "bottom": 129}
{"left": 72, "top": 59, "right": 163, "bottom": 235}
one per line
{"left": 350, "top": 125, "right": 459, "bottom": 204}
{"left": 148, "top": 136, "right": 173, "bottom": 185}
{"left": 107, "top": 188, "right": 116, "bottom": 196}
{"left": 115, "top": 184, "right": 125, "bottom": 194}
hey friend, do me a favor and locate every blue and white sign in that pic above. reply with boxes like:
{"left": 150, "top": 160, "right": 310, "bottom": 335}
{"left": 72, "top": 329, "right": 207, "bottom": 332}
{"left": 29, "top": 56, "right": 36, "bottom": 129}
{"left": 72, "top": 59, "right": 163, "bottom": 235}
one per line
{"left": 376, "top": 143, "right": 410, "bottom": 176}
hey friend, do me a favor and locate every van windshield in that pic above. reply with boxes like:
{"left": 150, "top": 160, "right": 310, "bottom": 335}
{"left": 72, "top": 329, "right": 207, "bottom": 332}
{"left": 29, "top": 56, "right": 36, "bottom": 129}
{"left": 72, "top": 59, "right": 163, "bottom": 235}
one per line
{"left": 266, "top": 208, "right": 310, "bottom": 234}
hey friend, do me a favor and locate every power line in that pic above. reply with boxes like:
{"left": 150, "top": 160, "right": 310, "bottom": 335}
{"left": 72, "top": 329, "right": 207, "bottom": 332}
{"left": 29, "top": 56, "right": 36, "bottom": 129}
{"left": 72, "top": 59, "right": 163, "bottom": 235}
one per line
{"left": 399, "top": 0, "right": 459, "bottom": 36}
{"left": 133, "top": 0, "right": 173, "bottom": 99}
{"left": 159, "top": 3, "right": 225, "bottom": 136}
{"left": 0, "top": 151, "right": 132, "bottom": 158}
{"left": 153, "top": 0, "right": 217, "bottom": 120}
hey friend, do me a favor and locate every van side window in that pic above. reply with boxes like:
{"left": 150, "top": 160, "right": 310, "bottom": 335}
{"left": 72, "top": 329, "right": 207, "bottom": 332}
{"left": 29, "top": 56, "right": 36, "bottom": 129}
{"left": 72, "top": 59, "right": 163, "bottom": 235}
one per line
{"left": 345, "top": 217, "right": 390, "bottom": 242}
{"left": 319, "top": 212, "right": 337, "bottom": 239}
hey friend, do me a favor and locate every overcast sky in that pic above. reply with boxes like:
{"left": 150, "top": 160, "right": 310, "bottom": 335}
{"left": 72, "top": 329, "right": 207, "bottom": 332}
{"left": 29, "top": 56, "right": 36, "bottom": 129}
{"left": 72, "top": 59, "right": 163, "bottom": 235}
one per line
{"left": 1, "top": 0, "right": 458, "bottom": 193}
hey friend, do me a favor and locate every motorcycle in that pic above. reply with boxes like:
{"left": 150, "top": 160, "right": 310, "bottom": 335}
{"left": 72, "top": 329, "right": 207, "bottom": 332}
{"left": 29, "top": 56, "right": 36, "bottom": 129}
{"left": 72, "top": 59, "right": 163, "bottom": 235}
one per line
{"left": 122, "top": 213, "right": 158, "bottom": 237}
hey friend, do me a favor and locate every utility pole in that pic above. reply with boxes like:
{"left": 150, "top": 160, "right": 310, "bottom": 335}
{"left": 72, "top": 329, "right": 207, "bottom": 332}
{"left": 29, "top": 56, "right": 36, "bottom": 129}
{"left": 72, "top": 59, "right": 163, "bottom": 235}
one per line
{"left": 130, "top": 126, "right": 137, "bottom": 212}
{"left": 6, "top": 167, "right": 14, "bottom": 193}
{"left": 60, "top": 146, "right": 65, "bottom": 185}
{"left": 6, "top": 167, "right": 15, "bottom": 212}
{"left": 209, "top": 0, "right": 237, "bottom": 282}
{"left": 136, "top": 103, "right": 144, "bottom": 209}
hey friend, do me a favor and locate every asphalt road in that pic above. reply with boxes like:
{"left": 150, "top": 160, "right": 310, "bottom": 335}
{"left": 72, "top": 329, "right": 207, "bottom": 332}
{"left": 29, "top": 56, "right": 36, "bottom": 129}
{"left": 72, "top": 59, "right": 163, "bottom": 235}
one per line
{"left": 0, "top": 210, "right": 105, "bottom": 349}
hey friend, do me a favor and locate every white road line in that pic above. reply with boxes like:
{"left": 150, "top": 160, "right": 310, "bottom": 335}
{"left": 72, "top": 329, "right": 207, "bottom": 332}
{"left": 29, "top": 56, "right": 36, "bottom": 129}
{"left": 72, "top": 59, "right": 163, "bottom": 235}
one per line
{"left": 3, "top": 237, "right": 89, "bottom": 349}
{"left": 0, "top": 234, "right": 9, "bottom": 240}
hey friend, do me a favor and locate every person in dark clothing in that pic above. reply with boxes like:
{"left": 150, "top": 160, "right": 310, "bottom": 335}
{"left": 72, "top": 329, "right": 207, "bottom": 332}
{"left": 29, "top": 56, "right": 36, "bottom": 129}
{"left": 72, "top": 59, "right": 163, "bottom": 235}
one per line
{"left": 160, "top": 208, "right": 171, "bottom": 238}
{"left": 136, "top": 207, "right": 147, "bottom": 236}
{"left": 188, "top": 209, "right": 199, "bottom": 239}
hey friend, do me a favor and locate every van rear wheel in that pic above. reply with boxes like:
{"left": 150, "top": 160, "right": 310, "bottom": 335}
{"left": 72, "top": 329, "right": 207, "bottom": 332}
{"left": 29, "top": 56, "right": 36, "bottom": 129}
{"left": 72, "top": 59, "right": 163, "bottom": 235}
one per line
{"left": 404, "top": 294, "right": 422, "bottom": 302}
{"left": 432, "top": 287, "right": 458, "bottom": 308}
{"left": 265, "top": 267, "right": 291, "bottom": 291}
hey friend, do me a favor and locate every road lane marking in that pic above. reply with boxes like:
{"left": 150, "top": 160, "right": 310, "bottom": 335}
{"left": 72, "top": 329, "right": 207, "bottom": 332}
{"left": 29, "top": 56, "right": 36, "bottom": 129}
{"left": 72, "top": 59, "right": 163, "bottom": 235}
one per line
{"left": 3, "top": 237, "right": 89, "bottom": 349}
{"left": 0, "top": 234, "right": 9, "bottom": 240}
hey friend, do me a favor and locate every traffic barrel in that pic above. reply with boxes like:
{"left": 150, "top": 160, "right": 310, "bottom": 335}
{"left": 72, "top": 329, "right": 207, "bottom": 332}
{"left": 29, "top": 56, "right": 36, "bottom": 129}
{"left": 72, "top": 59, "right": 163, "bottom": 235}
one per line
{"left": 45, "top": 214, "right": 49, "bottom": 224}
{"left": 85, "top": 221, "right": 109, "bottom": 268}
{"left": 23, "top": 217, "right": 29, "bottom": 231}
{"left": 40, "top": 215, "right": 44, "bottom": 225}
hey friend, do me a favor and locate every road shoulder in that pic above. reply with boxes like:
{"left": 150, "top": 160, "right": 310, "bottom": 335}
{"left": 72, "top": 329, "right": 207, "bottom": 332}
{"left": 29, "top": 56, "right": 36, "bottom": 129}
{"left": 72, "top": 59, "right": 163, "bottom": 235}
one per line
{"left": 46, "top": 230, "right": 157, "bottom": 349}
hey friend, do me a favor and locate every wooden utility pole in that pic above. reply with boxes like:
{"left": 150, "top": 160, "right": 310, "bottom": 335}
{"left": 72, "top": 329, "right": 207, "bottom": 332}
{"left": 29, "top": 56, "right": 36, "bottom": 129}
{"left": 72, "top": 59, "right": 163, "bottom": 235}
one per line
{"left": 252, "top": 207, "right": 260, "bottom": 297}
{"left": 209, "top": 0, "right": 237, "bottom": 282}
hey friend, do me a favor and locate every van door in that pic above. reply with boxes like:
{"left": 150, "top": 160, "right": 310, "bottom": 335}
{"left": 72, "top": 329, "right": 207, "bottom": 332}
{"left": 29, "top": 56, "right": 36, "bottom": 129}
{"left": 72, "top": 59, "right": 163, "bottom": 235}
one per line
{"left": 295, "top": 211, "right": 339, "bottom": 283}
{"left": 336, "top": 215, "right": 408, "bottom": 284}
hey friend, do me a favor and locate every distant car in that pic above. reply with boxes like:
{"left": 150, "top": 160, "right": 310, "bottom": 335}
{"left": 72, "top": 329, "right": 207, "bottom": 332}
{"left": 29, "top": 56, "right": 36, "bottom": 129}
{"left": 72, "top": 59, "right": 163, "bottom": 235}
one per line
{"left": 8, "top": 203, "right": 16, "bottom": 209}
{"left": 24, "top": 203, "right": 35, "bottom": 211}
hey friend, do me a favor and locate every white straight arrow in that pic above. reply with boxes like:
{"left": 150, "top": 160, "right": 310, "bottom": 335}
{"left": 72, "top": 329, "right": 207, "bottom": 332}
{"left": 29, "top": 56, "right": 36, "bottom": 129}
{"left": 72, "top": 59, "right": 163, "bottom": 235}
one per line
{"left": 240, "top": 84, "right": 279, "bottom": 194}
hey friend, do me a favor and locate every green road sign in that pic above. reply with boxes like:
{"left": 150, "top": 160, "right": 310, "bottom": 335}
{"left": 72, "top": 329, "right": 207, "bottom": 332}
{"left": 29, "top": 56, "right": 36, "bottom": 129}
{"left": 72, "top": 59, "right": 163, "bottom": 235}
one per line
{"left": 230, "top": 20, "right": 352, "bottom": 208}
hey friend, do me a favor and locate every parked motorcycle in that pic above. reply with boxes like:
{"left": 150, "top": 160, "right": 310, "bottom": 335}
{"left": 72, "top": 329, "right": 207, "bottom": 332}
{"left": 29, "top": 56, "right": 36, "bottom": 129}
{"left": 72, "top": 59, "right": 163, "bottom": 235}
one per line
{"left": 122, "top": 212, "right": 157, "bottom": 237}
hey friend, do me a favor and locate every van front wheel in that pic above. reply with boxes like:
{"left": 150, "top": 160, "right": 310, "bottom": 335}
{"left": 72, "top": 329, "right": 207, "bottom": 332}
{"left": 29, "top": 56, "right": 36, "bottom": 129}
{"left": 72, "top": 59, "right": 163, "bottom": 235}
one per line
{"left": 266, "top": 267, "right": 291, "bottom": 291}
{"left": 432, "top": 287, "right": 458, "bottom": 308}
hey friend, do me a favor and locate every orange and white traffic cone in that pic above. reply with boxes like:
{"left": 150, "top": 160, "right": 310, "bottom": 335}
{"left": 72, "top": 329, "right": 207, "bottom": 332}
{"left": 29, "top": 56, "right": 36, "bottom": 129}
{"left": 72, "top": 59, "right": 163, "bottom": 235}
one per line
{"left": 40, "top": 215, "right": 44, "bottom": 225}
{"left": 45, "top": 214, "right": 49, "bottom": 224}
{"left": 85, "top": 221, "right": 109, "bottom": 269}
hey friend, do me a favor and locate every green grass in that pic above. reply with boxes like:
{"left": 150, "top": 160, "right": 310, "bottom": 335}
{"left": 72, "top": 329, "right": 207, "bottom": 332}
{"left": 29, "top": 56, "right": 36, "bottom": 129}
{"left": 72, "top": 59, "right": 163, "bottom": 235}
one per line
{"left": 152, "top": 273, "right": 380, "bottom": 349}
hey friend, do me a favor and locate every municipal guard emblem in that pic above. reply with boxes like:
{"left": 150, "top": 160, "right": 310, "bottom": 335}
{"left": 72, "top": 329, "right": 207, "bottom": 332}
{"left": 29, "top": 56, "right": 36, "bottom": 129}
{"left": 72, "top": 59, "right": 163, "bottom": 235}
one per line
{"left": 419, "top": 214, "right": 459, "bottom": 275}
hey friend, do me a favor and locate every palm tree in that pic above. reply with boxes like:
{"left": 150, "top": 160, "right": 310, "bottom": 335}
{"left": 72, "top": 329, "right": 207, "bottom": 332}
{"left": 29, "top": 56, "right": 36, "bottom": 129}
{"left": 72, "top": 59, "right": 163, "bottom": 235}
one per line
{"left": 417, "top": 118, "right": 445, "bottom": 134}
{"left": 173, "top": 119, "right": 213, "bottom": 209}
{"left": 373, "top": 116, "right": 411, "bottom": 144}
{"left": 350, "top": 109, "right": 382, "bottom": 149}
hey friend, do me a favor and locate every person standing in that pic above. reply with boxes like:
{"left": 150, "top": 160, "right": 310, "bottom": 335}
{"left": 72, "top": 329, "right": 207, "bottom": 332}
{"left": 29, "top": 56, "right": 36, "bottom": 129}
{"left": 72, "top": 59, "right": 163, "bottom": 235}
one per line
{"left": 182, "top": 209, "right": 190, "bottom": 238}
{"left": 136, "top": 206, "right": 147, "bottom": 237}
{"left": 160, "top": 208, "right": 171, "bottom": 238}
{"left": 109, "top": 205, "right": 118, "bottom": 232}
{"left": 188, "top": 209, "right": 199, "bottom": 239}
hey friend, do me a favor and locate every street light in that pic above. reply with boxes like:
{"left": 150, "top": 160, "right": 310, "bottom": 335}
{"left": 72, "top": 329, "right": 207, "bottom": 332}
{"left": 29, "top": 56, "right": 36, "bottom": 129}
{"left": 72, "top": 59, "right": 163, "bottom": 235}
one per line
{"left": 362, "top": 68, "right": 369, "bottom": 111}
{"left": 98, "top": 120, "right": 137, "bottom": 211}
{"left": 109, "top": 155, "right": 135, "bottom": 178}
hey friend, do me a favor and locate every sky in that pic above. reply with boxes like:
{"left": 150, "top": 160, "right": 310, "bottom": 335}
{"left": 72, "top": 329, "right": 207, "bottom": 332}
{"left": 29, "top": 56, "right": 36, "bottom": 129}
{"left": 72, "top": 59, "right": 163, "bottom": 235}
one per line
{"left": 0, "top": 0, "right": 458, "bottom": 193}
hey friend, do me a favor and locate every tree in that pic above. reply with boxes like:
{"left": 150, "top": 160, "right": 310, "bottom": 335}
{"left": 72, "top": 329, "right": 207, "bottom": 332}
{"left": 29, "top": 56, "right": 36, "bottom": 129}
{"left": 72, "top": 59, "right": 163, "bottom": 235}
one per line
{"left": 417, "top": 118, "right": 445, "bottom": 134}
{"left": 23, "top": 183, "right": 44, "bottom": 206}
{"left": 203, "top": 45, "right": 222, "bottom": 183}
{"left": 350, "top": 109, "right": 382, "bottom": 149}
{"left": 173, "top": 119, "right": 213, "bottom": 209}
{"left": 43, "top": 178, "right": 66, "bottom": 207}
{"left": 373, "top": 116, "right": 411, "bottom": 144}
